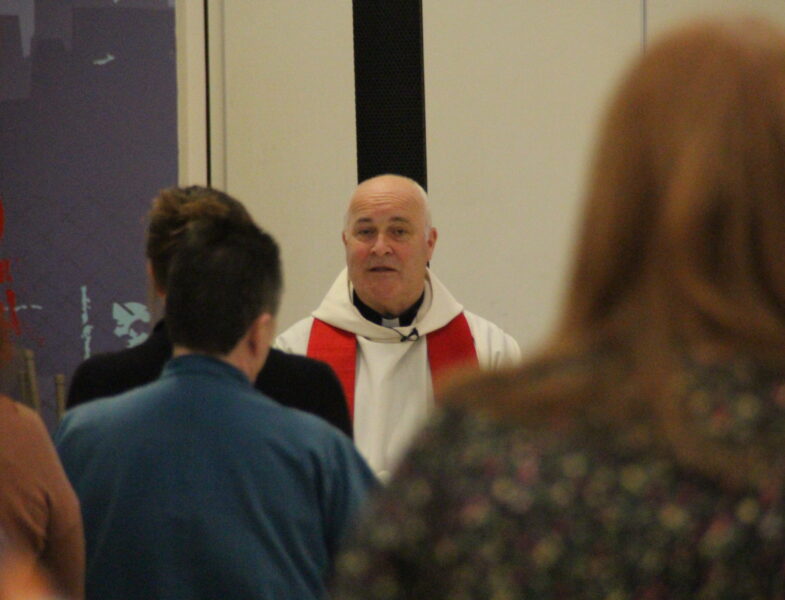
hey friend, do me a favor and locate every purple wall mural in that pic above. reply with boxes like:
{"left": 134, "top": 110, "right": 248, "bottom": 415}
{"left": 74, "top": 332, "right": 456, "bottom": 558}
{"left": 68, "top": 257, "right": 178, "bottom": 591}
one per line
{"left": 0, "top": 0, "right": 177, "bottom": 426}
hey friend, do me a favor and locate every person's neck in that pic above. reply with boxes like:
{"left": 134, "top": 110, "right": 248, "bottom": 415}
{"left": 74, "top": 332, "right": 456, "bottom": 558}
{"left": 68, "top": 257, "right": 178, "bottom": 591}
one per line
{"left": 171, "top": 345, "right": 259, "bottom": 382}
{"left": 353, "top": 292, "right": 424, "bottom": 327}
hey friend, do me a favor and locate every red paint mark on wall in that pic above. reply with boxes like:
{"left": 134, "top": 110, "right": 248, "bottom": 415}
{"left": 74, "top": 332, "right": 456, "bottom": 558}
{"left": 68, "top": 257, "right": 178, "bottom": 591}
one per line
{"left": 0, "top": 254, "right": 19, "bottom": 335}
{"left": 0, "top": 195, "right": 32, "bottom": 342}
{"left": 3, "top": 289, "right": 20, "bottom": 335}
{"left": 0, "top": 260, "right": 12, "bottom": 284}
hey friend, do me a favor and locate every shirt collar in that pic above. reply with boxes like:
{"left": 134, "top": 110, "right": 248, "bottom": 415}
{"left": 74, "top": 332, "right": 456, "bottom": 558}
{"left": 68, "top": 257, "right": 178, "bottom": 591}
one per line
{"left": 352, "top": 291, "right": 425, "bottom": 327}
{"left": 161, "top": 354, "right": 252, "bottom": 387}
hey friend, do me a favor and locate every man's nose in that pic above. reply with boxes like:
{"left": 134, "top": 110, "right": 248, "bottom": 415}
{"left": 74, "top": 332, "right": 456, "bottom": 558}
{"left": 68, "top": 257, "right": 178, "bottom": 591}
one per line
{"left": 370, "top": 233, "right": 392, "bottom": 255}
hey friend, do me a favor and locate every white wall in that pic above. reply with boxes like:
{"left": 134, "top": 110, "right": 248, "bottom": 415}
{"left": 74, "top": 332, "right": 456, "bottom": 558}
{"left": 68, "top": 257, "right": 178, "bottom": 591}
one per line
{"left": 208, "top": 1, "right": 357, "bottom": 335}
{"left": 179, "top": 0, "right": 785, "bottom": 355}
{"left": 422, "top": 2, "right": 639, "bottom": 352}
{"left": 647, "top": 0, "right": 785, "bottom": 38}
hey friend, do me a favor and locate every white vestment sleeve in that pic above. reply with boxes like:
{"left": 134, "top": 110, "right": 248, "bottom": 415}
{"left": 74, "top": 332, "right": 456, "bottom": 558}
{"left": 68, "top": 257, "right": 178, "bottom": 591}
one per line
{"left": 464, "top": 310, "right": 522, "bottom": 369}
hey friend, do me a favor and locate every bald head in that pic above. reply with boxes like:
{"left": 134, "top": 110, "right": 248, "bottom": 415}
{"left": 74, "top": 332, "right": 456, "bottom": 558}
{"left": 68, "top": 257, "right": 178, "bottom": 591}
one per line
{"left": 342, "top": 174, "right": 438, "bottom": 316}
{"left": 344, "top": 175, "right": 431, "bottom": 234}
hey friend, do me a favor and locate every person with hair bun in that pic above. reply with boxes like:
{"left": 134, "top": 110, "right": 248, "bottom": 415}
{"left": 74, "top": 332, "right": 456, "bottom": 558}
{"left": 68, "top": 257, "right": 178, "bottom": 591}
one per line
{"left": 332, "top": 18, "right": 785, "bottom": 598}
{"left": 67, "top": 186, "right": 352, "bottom": 437}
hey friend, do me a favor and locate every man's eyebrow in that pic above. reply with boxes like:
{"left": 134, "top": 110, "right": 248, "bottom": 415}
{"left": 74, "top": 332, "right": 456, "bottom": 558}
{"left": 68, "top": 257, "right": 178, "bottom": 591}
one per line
{"left": 351, "top": 216, "right": 412, "bottom": 226}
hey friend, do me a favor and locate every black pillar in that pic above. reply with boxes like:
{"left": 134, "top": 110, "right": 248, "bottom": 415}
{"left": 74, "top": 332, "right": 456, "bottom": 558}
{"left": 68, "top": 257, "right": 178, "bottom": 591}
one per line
{"left": 352, "top": 0, "right": 427, "bottom": 189}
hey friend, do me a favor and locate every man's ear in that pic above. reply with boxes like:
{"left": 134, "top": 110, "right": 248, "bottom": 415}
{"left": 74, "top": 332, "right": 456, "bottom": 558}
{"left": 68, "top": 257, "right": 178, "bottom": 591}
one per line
{"left": 426, "top": 227, "right": 438, "bottom": 259}
{"left": 146, "top": 261, "right": 166, "bottom": 298}
{"left": 248, "top": 312, "right": 275, "bottom": 356}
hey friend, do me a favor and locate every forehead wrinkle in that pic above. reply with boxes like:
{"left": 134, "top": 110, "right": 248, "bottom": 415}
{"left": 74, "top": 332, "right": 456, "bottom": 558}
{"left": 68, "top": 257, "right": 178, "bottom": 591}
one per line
{"left": 349, "top": 213, "right": 414, "bottom": 226}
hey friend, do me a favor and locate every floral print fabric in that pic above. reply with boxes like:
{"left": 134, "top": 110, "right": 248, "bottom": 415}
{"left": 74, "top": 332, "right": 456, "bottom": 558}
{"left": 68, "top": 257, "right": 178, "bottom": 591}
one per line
{"left": 332, "top": 357, "right": 785, "bottom": 599}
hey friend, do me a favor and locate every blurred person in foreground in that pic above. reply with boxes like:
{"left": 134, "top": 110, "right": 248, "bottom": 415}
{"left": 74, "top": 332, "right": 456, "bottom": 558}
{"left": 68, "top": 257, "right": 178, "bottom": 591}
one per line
{"left": 57, "top": 217, "right": 375, "bottom": 600}
{"left": 67, "top": 186, "right": 352, "bottom": 437}
{"left": 0, "top": 551, "right": 61, "bottom": 600}
{"left": 332, "top": 18, "right": 785, "bottom": 598}
{"left": 0, "top": 337, "right": 83, "bottom": 599}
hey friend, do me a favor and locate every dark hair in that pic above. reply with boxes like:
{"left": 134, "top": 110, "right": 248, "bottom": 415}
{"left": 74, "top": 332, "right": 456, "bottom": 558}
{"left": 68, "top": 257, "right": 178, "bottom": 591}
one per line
{"left": 165, "top": 217, "right": 282, "bottom": 355}
{"left": 447, "top": 18, "right": 785, "bottom": 493}
{"left": 146, "top": 186, "right": 252, "bottom": 293}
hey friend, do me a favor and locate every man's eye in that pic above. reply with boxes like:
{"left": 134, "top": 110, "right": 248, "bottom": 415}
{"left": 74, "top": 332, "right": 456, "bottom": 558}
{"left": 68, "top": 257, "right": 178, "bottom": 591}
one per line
{"left": 392, "top": 228, "right": 408, "bottom": 237}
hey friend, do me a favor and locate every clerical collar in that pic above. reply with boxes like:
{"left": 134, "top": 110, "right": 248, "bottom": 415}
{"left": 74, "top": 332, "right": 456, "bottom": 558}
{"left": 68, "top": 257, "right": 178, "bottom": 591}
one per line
{"left": 353, "top": 292, "right": 424, "bottom": 328}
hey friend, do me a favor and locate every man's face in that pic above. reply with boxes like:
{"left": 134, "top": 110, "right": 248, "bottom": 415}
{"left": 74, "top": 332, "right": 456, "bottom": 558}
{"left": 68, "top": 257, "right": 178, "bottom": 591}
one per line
{"left": 343, "top": 176, "right": 437, "bottom": 317}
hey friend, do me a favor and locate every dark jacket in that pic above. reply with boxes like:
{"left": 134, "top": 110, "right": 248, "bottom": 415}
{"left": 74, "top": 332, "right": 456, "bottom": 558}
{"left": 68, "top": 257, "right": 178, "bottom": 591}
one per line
{"left": 67, "top": 320, "right": 352, "bottom": 437}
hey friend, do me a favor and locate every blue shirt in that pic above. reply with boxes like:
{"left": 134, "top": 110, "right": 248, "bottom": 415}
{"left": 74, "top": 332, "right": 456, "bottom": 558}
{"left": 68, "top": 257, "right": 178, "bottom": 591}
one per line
{"left": 56, "top": 354, "right": 376, "bottom": 600}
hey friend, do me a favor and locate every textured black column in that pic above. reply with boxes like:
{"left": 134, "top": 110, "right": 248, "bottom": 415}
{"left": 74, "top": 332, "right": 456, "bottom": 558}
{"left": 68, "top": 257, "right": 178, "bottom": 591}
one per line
{"left": 352, "top": 0, "right": 427, "bottom": 189}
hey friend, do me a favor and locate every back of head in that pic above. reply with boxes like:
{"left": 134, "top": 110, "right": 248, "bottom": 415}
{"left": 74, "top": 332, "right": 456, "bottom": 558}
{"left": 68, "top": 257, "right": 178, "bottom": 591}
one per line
{"left": 146, "top": 186, "right": 253, "bottom": 294}
{"left": 165, "top": 218, "right": 282, "bottom": 356}
{"left": 560, "top": 18, "right": 785, "bottom": 361}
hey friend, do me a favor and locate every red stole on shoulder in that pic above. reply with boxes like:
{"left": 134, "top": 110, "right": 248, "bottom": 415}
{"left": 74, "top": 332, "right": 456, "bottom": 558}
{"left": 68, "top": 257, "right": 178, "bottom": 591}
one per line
{"left": 306, "top": 314, "right": 479, "bottom": 419}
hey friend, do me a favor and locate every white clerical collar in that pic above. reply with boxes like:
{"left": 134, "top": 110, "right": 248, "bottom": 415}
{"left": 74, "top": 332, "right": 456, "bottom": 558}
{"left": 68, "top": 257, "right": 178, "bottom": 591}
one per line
{"left": 381, "top": 316, "right": 401, "bottom": 328}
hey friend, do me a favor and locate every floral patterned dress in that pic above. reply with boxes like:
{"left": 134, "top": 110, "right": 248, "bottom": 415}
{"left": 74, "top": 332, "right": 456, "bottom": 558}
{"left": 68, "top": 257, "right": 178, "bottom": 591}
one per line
{"left": 331, "top": 357, "right": 785, "bottom": 599}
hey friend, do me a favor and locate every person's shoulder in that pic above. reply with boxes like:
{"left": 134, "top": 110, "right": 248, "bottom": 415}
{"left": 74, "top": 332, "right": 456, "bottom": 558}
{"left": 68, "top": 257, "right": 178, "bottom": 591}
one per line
{"left": 0, "top": 397, "right": 75, "bottom": 500}
{"left": 463, "top": 310, "right": 511, "bottom": 335}
{"left": 463, "top": 310, "right": 522, "bottom": 366}
{"left": 60, "top": 394, "right": 117, "bottom": 430}
{"left": 395, "top": 403, "right": 571, "bottom": 492}
{"left": 256, "top": 348, "right": 351, "bottom": 436}
{"left": 265, "top": 347, "right": 334, "bottom": 376}
{"left": 0, "top": 395, "right": 48, "bottom": 438}
{"left": 68, "top": 349, "right": 130, "bottom": 394}
{"left": 70, "top": 349, "right": 123, "bottom": 381}
{"left": 75, "top": 328, "right": 169, "bottom": 374}
{"left": 60, "top": 382, "right": 156, "bottom": 438}
{"left": 67, "top": 328, "right": 172, "bottom": 407}
{"left": 260, "top": 348, "right": 340, "bottom": 391}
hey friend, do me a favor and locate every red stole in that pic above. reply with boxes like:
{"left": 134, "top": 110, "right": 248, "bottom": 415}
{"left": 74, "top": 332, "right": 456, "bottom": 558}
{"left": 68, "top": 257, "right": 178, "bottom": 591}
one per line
{"left": 306, "top": 314, "right": 479, "bottom": 419}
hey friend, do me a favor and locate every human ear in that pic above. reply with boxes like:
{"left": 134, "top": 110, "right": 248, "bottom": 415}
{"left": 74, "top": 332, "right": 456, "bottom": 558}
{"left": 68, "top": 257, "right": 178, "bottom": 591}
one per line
{"left": 426, "top": 227, "right": 438, "bottom": 257}
{"left": 146, "top": 261, "right": 166, "bottom": 298}
{"left": 253, "top": 313, "right": 275, "bottom": 351}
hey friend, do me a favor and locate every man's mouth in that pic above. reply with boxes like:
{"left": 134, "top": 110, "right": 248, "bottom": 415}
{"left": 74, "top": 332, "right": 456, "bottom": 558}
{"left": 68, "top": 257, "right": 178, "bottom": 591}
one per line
{"left": 368, "top": 266, "right": 396, "bottom": 273}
